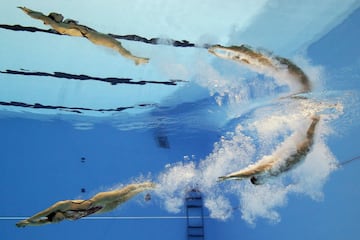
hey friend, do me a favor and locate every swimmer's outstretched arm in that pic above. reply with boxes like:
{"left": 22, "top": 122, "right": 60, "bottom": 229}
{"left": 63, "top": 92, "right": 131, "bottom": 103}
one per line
{"left": 16, "top": 200, "right": 76, "bottom": 228}
{"left": 218, "top": 156, "right": 277, "bottom": 181}
{"left": 16, "top": 218, "right": 52, "bottom": 227}
{"left": 17, "top": 6, "right": 51, "bottom": 24}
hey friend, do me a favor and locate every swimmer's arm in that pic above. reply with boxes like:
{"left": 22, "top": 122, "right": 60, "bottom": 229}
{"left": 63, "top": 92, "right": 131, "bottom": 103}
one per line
{"left": 218, "top": 156, "right": 276, "bottom": 181}
{"left": 17, "top": 6, "right": 51, "bottom": 24}
{"left": 24, "top": 200, "right": 74, "bottom": 222}
{"left": 15, "top": 200, "right": 71, "bottom": 228}
{"left": 16, "top": 218, "right": 51, "bottom": 228}
{"left": 218, "top": 167, "right": 264, "bottom": 181}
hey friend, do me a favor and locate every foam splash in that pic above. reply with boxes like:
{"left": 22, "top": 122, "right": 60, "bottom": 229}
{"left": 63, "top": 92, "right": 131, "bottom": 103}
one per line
{"left": 239, "top": 182, "right": 289, "bottom": 224}
{"left": 155, "top": 104, "right": 340, "bottom": 223}
{"left": 155, "top": 162, "right": 197, "bottom": 213}
{"left": 153, "top": 49, "right": 344, "bottom": 224}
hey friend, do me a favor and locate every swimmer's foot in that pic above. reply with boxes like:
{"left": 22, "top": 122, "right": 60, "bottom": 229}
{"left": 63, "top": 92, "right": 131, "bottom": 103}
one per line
{"left": 134, "top": 57, "right": 149, "bottom": 65}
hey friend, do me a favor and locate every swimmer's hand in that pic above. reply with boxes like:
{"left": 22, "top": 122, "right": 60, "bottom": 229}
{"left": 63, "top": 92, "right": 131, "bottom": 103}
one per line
{"left": 16, "top": 219, "right": 30, "bottom": 228}
{"left": 17, "top": 6, "right": 31, "bottom": 13}
{"left": 217, "top": 176, "right": 228, "bottom": 182}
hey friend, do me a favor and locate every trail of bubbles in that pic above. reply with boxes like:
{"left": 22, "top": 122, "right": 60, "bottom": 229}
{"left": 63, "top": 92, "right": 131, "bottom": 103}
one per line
{"left": 153, "top": 53, "right": 344, "bottom": 224}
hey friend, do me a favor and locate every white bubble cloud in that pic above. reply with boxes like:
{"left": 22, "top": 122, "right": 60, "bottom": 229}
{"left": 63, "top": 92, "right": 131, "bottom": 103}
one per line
{"left": 151, "top": 50, "right": 343, "bottom": 225}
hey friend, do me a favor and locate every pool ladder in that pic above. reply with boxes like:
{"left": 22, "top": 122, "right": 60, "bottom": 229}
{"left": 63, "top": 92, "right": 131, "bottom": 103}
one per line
{"left": 186, "top": 189, "right": 205, "bottom": 240}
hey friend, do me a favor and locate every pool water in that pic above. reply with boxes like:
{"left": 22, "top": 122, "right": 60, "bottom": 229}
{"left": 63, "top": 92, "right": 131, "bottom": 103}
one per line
{"left": 1, "top": 1, "right": 360, "bottom": 240}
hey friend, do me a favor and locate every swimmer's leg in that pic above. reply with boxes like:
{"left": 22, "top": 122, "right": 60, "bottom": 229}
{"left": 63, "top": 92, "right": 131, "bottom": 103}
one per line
{"left": 115, "top": 45, "right": 149, "bottom": 65}
{"left": 90, "top": 182, "right": 155, "bottom": 204}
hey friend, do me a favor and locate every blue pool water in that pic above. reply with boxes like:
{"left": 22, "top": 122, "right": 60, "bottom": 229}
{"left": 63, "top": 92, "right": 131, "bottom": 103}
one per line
{"left": 1, "top": 1, "right": 360, "bottom": 240}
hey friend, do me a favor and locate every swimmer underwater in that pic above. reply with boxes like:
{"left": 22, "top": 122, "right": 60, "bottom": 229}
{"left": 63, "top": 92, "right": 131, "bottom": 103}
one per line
{"left": 16, "top": 182, "right": 155, "bottom": 227}
{"left": 218, "top": 116, "right": 320, "bottom": 184}
{"left": 18, "top": 6, "right": 149, "bottom": 65}
{"left": 208, "top": 44, "right": 311, "bottom": 94}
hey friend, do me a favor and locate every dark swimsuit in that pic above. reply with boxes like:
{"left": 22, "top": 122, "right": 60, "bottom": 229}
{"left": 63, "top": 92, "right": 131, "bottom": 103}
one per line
{"left": 47, "top": 205, "right": 103, "bottom": 221}
{"left": 64, "top": 206, "right": 103, "bottom": 220}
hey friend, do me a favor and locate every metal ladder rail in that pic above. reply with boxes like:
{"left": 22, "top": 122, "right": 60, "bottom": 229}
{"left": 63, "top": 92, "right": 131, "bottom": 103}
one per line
{"left": 186, "top": 190, "right": 205, "bottom": 240}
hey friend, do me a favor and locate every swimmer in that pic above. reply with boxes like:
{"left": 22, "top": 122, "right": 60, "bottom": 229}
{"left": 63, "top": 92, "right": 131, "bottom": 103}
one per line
{"left": 208, "top": 44, "right": 311, "bottom": 93}
{"left": 218, "top": 116, "right": 320, "bottom": 184}
{"left": 17, "top": 6, "right": 84, "bottom": 36}
{"left": 16, "top": 182, "right": 156, "bottom": 227}
{"left": 18, "top": 6, "right": 149, "bottom": 65}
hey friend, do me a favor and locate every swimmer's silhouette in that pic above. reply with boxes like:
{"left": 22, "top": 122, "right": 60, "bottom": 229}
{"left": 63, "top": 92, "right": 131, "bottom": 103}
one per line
{"left": 218, "top": 116, "right": 320, "bottom": 184}
{"left": 208, "top": 44, "right": 311, "bottom": 94}
{"left": 16, "top": 182, "right": 155, "bottom": 227}
{"left": 18, "top": 6, "right": 149, "bottom": 65}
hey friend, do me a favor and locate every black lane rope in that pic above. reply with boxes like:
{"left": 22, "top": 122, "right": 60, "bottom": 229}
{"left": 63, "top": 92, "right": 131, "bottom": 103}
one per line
{"left": 0, "top": 101, "right": 156, "bottom": 114}
{"left": 0, "top": 69, "right": 187, "bottom": 86}
{"left": 0, "top": 24, "right": 60, "bottom": 35}
{"left": 0, "top": 24, "right": 211, "bottom": 49}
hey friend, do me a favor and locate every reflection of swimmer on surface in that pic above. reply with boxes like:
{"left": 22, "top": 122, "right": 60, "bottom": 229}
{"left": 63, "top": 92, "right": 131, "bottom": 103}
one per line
{"left": 18, "top": 6, "right": 149, "bottom": 65}
{"left": 208, "top": 44, "right": 311, "bottom": 93}
{"left": 218, "top": 116, "right": 320, "bottom": 185}
{"left": 16, "top": 182, "right": 156, "bottom": 227}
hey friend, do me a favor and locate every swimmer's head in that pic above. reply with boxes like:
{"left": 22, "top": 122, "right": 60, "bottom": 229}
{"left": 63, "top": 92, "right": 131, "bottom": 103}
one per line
{"left": 250, "top": 176, "right": 265, "bottom": 185}
{"left": 48, "top": 12, "right": 64, "bottom": 22}
{"left": 250, "top": 175, "right": 267, "bottom": 185}
{"left": 64, "top": 18, "right": 79, "bottom": 24}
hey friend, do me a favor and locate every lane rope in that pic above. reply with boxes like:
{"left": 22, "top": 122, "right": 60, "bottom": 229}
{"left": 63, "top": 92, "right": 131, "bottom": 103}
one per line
{"left": 0, "top": 24, "right": 210, "bottom": 49}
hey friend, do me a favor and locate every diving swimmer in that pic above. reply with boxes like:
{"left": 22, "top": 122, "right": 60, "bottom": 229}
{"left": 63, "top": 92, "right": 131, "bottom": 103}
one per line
{"left": 218, "top": 116, "right": 320, "bottom": 184}
{"left": 208, "top": 44, "right": 311, "bottom": 94}
{"left": 18, "top": 6, "right": 149, "bottom": 65}
{"left": 16, "top": 182, "right": 156, "bottom": 227}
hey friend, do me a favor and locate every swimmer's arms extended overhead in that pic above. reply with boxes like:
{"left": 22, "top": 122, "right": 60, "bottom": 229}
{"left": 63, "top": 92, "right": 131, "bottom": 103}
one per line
{"left": 16, "top": 200, "right": 78, "bottom": 227}
{"left": 218, "top": 156, "right": 277, "bottom": 182}
{"left": 18, "top": 6, "right": 52, "bottom": 23}
{"left": 17, "top": 6, "right": 84, "bottom": 37}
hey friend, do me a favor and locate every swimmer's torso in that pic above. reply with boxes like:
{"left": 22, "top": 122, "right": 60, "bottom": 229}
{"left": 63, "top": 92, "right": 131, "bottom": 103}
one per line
{"left": 62, "top": 205, "right": 103, "bottom": 220}
{"left": 49, "top": 22, "right": 84, "bottom": 37}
